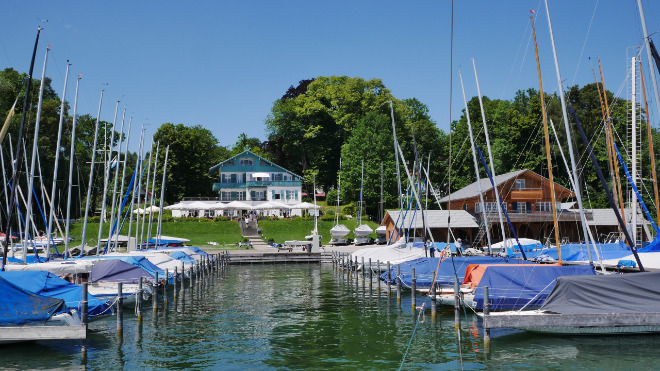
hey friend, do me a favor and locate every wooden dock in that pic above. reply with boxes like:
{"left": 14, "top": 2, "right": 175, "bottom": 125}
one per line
{"left": 226, "top": 251, "right": 333, "bottom": 264}
{"left": 0, "top": 325, "right": 87, "bottom": 343}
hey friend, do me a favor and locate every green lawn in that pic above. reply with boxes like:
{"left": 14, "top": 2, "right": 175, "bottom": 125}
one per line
{"left": 60, "top": 217, "right": 379, "bottom": 249}
{"left": 65, "top": 220, "right": 243, "bottom": 248}
{"left": 258, "top": 219, "right": 381, "bottom": 245}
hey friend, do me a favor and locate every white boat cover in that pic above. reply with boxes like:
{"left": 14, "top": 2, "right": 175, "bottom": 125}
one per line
{"left": 375, "top": 226, "right": 387, "bottom": 236}
{"left": 541, "top": 271, "right": 660, "bottom": 314}
{"left": 330, "top": 224, "right": 350, "bottom": 238}
{"left": 350, "top": 238, "right": 425, "bottom": 265}
{"left": 3, "top": 260, "right": 94, "bottom": 275}
{"left": 602, "top": 252, "right": 660, "bottom": 270}
{"left": 353, "top": 224, "right": 373, "bottom": 237}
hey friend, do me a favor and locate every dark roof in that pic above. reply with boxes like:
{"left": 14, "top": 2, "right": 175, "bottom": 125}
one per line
{"left": 207, "top": 150, "right": 303, "bottom": 179}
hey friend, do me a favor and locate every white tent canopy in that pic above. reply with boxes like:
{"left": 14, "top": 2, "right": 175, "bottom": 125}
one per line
{"left": 291, "top": 202, "right": 320, "bottom": 210}
{"left": 251, "top": 172, "right": 270, "bottom": 178}
{"left": 225, "top": 201, "right": 254, "bottom": 210}
{"left": 164, "top": 203, "right": 186, "bottom": 210}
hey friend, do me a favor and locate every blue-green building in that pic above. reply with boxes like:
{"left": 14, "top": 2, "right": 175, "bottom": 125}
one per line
{"left": 208, "top": 150, "right": 303, "bottom": 204}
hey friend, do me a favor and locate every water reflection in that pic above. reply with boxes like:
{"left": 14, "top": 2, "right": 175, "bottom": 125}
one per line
{"left": 1, "top": 264, "right": 659, "bottom": 370}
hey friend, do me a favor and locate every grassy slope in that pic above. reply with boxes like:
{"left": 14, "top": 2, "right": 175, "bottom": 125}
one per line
{"left": 257, "top": 219, "right": 380, "bottom": 244}
{"left": 66, "top": 221, "right": 243, "bottom": 248}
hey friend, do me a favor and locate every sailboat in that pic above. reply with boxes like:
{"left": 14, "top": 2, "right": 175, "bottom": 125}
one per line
{"left": 353, "top": 160, "right": 373, "bottom": 245}
{"left": 330, "top": 159, "right": 349, "bottom": 245}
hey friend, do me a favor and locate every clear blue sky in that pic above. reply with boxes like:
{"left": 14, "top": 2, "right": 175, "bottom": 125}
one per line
{"left": 2, "top": 1, "right": 659, "bottom": 152}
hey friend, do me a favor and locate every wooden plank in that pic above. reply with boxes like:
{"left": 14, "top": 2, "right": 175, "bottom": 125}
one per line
{"left": 483, "top": 312, "right": 660, "bottom": 329}
{"left": 0, "top": 325, "right": 86, "bottom": 341}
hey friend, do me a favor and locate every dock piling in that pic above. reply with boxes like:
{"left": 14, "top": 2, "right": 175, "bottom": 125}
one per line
{"left": 454, "top": 277, "right": 460, "bottom": 330}
{"left": 173, "top": 267, "right": 178, "bottom": 300}
{"left": 430, "top": 271, "right": 436, "bottom": 321}
{"left": 81, "top": 282, "right": 88, "bottom": 326}
{"left": 153, "top": 272, "right": 159, "bottom": 313}
{"left": 387, "top": 262, "right": 391, "bottom": 297}
{"left": 484, "top": 286, "right": 491, "bottom": 353}
{"left": 117, "top": 282, "right": 123, "bottom": 336}
{"left": 137, "top": 277, "right": 143, "bottom": 322}
{"left": 411, "top": 267, "right": 416, "bottom": 311}
{"left": 396, "top": 264, "right": 401, "bottom": 305}
{"left": 369, "top": 258, "right": 373, "bottom": 289}
{"left": 164, "top": 268, "right": 169, "bottom": 306}
{"left": 377, "top": 259, "right": 381, "bottom": 292}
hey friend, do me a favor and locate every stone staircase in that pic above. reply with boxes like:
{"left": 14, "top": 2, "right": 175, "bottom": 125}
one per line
{"left": 240, "top": 219, "right": 270, "bottom": 250}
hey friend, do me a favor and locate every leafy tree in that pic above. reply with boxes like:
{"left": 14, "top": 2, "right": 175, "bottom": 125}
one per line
{"left": 152, "top": 123, "right": 228, "bottom": 204}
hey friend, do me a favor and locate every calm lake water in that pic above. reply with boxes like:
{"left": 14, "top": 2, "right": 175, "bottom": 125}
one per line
{"left": 1, "top": 263, "right": 659, "bottom": 370}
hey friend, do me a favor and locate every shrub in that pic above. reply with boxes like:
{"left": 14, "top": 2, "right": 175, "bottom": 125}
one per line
{"left": 342, "top": 203, "right": 356, "bottom": 216}
{"left": 326, "top": 189, "right": 338, "bottom": 203}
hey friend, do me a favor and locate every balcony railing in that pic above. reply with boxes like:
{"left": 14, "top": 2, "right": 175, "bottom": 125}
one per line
{"left": 213, "top": 180, "right": 302, "bottom": 192}
{"left": 509, "top": 188, "right": 543, "bottom": 200}
{"left": 245, "top": 180, "right": 301, "bottom": 187}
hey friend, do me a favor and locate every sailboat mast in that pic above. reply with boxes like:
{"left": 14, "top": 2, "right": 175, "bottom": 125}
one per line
{"left": 459, "top": 70, "right": 492, "bottom": 251}
{"left": 107, "top": 108, "right": 126, "bottom": 243}
{"left": 79, "top": 89, "right": 104, "bottom": 254}
{"left": 388, "top": 101, "right": 402, "bottom": 211}
{"left": 2, "top": 26, "right": 42, "bottom": 269}
{"left": 22, "top": 45, "right": 50, "bottom": 261}
{"left": 473, "top": 59, "right": 506, "bottom": 253}
{"left": 146, "top": 142, "right": 160, "bottom": 243}
{"left": 64, "top": 75, "right": 82, "bottom": 259}
{"left": 638, "top": 0, "right": 660, "bottom": 125}
{"left": 598, "top": 58, "right": 627, "bottom": 231}
{"left": 335, "top": 158, "right": 341, "bottom": 225}
{"left": 544, "top": 0, "right": 593, "bottom": 264}
{"left": 111, "top": 116, "right": 133, "bottom": 251}
{"left": 631, "top": 57, "right": 638, "bottom": 244}
{"left": 44, "top": 62, "right": 70, "bottom": 259}
{"left": 95, "top": 101, "right": 120, "bottom": 256}
{"left": 531, "top": 14, "right": 561, "bottom": 262}
{"left": 379, "top": 161, "right": 384, "bottom": 222}
{"left": 156, "top": 145, "right": 170, "bottom": 244}
{"left": 638, "top": 58, "right": 660, "bottom": 224}
{"left": 358, "top": 160, "right": 364, "bottom": 226}
{"left": 139, "top": 141, "right": 154, "bottom": 246}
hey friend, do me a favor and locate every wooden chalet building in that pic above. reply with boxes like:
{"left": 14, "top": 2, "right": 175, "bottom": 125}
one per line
{"left": 381, "top": 169, "right": 651, "bottom": 246}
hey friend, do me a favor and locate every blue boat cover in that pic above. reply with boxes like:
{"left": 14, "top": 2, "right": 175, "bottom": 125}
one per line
{"left": 0, "top": 271, "right": 111, "bottom": 319}
{"left": 147, "top": 238, "right": 184, "bottom": 246}
{"left": 90, "top": 260, "right": 154, "bottom": 284}
{"left": 169, "top": 251, "right": 195, "bottom": 262}
{"left": 7, "top": 255, "right": 47, "bottom": 264}
{"left": 381, "top": 256, "right": 531, "bottom": 288}
{"left": 473, "top": 265, "right": 596, "bottom": 310}
{"left": 0, "top": 273, "right": 67, "bottom": 325}
{"left": 82, "top": 256, "right": 165, "bottom": 277}
{"left": 508, "top": 243, "right": 633, "bottom": 262}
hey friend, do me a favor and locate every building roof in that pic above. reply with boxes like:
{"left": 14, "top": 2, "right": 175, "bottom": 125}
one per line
{"left": 586, "top": 208, "right": 650, "bottom": 226}
{"left": 385, "top": 210, "right": 479, "bottom": 229}
{"left": 438, "top": 169, "right": 572, "bottom": 203}
{"left": 207, "top": 150, "right": 303, "bottom": 179}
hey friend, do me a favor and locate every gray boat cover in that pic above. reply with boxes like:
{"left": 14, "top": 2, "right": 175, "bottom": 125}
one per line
{"left": 540, "top": 272, "right": 660, "bottom": 314}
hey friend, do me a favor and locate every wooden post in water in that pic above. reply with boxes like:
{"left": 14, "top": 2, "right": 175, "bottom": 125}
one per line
{"left": 377, "top": 259, "right": 381, "bottom": 292}
{"left": 387, "top": 262, "right": 391, "bottom": 297}
{"left": 173, "top": 267, "right": 178, "bottom": 300}
{"left": 368, "top": 258, "right": 373, "bottom": 289}
{"left": 137, "top": 277, "right": 143, "bottom": 323}
{"left": 190, "top": 266, "right": 194, "bottom": 289}
{"left": 164, "top": 268, "right": 169, "bottom": 306}
{"left": 454, "top": 277, "right": 460, "bottom": 330}
{"left": 355, "top": 257, "right": 359, "bottom": 284}
{"left": 483, "top": 286, "right": 491, "bottom": 353}
{"left": 180, "top": 263, "right": 185, "bottom": 292}
{"left": 81, "top": 282, "right": 88, "bottom": 326}
{"left": 430, "top": 271, "right": 437, "bottom": 320}
{"left": 396, "top": 264, "right": 401, "bottom": 304}
{"left": 411, "top": 268, "right": 417, "bottom": 311}
{"left": 117, "top": 282, "right": 123, "bottom": 336}
{"left": 153, "top": 272, "right": 159, "bottom": 313}
{"left": 361, "top": 256, "right": 365, "bottom": 285}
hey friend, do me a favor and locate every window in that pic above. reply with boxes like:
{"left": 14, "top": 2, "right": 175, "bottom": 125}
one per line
{"left": 221, "top": 191, "right": 231, "bottom": 201}
{"left": 251, "top": 191, "right": 265, "bottom": 201}
{"left": 515, "top": 179, "right": 526, "bottom": 190}
{"left": 536, "top": 201, "right": 552, "bottom": 213}
{"left": 273, "top": 173, "right": 283, "bottom": 181}
{"left": 273, "top": 191, "right": 281, "bottom": 200}
{"left": 222, "top": 174, "right": 232, "bottom": 183}
{"left": 475, "top": 202, "right": 503, "bottom": 213}
{"left": 463, "top": 204, "right": 468, "bottom": 211}
{"left": 239, "top": 158, "right": 253, "bottom": 166}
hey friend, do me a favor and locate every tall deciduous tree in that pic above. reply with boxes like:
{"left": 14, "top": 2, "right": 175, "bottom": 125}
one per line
{"left": 152, "top": 123, "right": 228, "bottom": 204}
